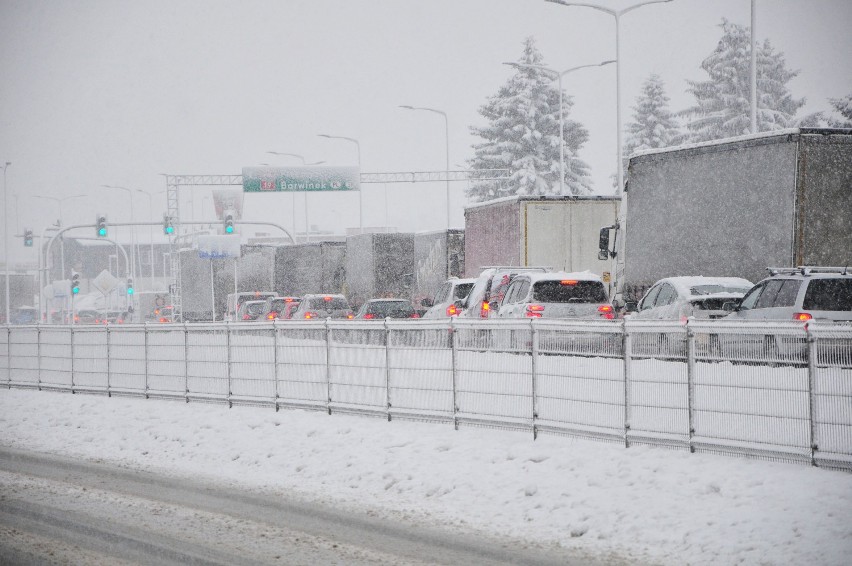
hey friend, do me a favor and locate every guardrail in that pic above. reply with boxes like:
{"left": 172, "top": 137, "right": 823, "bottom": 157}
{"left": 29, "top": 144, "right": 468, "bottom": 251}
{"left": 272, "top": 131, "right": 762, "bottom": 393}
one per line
{"left": 2, "top": 319, "right": 850, "bottom": 471}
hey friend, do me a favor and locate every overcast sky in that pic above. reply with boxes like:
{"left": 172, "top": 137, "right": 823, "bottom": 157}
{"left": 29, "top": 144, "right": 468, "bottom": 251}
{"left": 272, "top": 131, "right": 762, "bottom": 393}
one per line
{"left": 1, "top": 0, "right": 850, "bottom": 263}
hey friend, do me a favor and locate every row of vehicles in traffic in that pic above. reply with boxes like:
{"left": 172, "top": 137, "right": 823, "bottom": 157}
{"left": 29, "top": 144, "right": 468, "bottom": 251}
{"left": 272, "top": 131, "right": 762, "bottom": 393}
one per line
{"left": 222, "top": 265, "right": 851, "bottom": 326}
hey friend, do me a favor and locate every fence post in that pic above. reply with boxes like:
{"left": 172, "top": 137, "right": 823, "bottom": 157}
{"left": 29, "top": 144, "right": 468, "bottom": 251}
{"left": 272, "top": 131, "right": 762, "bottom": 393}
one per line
{"left": 226, "top": 322, "right": 232, "bottom": 408}
{"left": 385, "top": 319, "right": 392, "bottom": 422}
{"left": 183, "top": 323, "right": 189, "bottom": 403}
{"left": 622, "top": 321, "right": 631, "bottom": 448}
{"left": 106, "top": 325, "right": 111, "bottom": 397}
{"left": 6, "top": 327, "right": 10, "bottom": 389}
{"left": 144, "top": 323, "right": 149, "bottom": 399}
{"left": 450, "top": 317, "right": 458, "bottom": 430}
{"left": 686, "top": 324, "right": 696, "bottom": 453}
{"left": 531, "top": 319, "right": 539, "bottom": 440}
{"left": 36, "top": 327, "right": 42, "bottom": 391}
{"left": 272, "top": 321, "right": 279, "bottom": 412}
{"left": 326, "top": 318, "right": 332, "bottom": 415}
{"left": 70, "top": 326, "right": 75, "bottom": 394}
{"left": 806, "top": 325, "right": 819, "bottom": 467}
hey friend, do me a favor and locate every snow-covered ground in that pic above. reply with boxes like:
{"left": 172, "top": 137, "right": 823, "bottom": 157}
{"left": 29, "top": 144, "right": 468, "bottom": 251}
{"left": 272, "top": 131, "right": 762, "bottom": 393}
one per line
{"left": 2, "top": 388, "right": 851, "bottom": 565}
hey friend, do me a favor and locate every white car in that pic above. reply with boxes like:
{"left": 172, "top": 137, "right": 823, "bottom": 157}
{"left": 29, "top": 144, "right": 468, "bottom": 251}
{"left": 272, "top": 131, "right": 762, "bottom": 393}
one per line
{"left": 496, "top": 271, "right": 614, "bottom": 320}
{"left": 631, "top": 276, "right": 753, "bottom": 321}
{"left": 422, "top": 278, "right": 476, "bottom": 319}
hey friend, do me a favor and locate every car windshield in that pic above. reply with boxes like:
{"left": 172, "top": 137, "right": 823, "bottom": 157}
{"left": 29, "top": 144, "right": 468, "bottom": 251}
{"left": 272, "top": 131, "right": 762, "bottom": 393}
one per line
{"left": 308, "top": 297, "right": 350, "bottom": 310}
{"left": 803, "top": 279, "right": 852, "bottom": 311}
{"left": 690, "top": 284, "right": 751, "bottom": 296}
{"left": 454, "top": 283, "right": 474, "bottom": 299}
{"left": 532, "top": 280, "right": 608, "bottom": 303}
{"left": 368, "top": 301, "right": 414, "bottom": 317}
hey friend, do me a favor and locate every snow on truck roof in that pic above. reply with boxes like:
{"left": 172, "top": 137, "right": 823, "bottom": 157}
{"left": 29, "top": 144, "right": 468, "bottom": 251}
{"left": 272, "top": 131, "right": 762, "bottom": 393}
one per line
{"left": 630, "top": 128, "right": 851, "bottom": 160}
{"left": 464, "top": 194, "right": 620, "bottom": 211}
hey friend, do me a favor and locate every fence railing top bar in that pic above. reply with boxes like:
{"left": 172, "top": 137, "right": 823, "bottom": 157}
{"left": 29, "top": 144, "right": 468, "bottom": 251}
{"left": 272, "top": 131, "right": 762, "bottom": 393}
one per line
{"left": 385, "top": 319, "right": 452, "bottom": 330}
{"left": 624, "top": 319, "right": 689, "bottom": 332}
{"left": 687, "top": 320, "right": 810, "bottom": 334}
{"left": 534, "top": 319, "right": 623, "bottom": 333}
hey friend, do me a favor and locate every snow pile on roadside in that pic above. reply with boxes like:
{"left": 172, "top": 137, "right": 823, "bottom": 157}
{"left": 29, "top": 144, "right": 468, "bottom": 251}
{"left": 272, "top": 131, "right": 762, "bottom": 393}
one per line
{"left": 2, "top": 389, "right": 850, "bottom": 565}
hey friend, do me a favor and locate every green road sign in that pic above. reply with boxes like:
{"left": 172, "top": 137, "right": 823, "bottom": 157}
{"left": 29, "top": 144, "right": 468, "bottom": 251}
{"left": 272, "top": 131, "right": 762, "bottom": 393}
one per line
{"left": 242, "top": 166, "right": 360, "bottom": 193}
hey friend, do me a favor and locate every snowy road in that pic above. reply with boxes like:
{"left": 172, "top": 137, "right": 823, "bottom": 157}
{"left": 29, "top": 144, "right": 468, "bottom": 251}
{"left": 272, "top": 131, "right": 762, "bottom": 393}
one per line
{"left": 0, "top": 447, "right": 614, "bottom": 566}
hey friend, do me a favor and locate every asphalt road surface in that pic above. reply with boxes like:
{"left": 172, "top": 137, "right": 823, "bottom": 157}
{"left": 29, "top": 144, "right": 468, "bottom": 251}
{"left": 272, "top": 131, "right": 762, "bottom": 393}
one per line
{"left": 0, "top": 447, "right": 631, "bottom": 565}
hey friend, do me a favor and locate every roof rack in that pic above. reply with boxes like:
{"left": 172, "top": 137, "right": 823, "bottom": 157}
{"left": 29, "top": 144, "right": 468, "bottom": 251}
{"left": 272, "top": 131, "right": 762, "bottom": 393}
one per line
{"left": 767, "top": 266, "right": 850, "bottom": 276}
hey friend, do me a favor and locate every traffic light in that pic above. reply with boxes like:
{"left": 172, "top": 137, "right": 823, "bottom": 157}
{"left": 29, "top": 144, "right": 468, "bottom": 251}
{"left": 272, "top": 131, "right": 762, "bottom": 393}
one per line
{"left": 224, "top": 213, "right": 235, "bottom": 234}
{"left": 96, "top": 214, "right": 108, "bottom": 237}
{"left": 126, "top": 277, "right": 134, "bottom": 295}
{"left": 163, "top": 214, "right": 175, "bottom": 235}
{"left": 71, "top": 272, "right": 80, "bottom": 295}
{"left": 24, "top": 229, "right": 33, "bottom": 247}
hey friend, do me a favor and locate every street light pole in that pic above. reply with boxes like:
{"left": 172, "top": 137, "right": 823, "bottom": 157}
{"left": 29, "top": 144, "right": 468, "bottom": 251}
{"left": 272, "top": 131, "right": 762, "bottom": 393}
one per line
{"left": 135, "top": 189, "right": 155, "bottom": 284}
{"left": 32, "top": 194, "right": 88, "bottom": 282}
{"left": 503, "top": 60, "right": 614, "bottom": 195}
{"left": 399, "top": 106, "right": 451, "bottom": 229}
{"left": 101, "top": 185, "right": 137, "bottom": 281}
{"left": 318, "top": 134, "right": 362, "bottom": 234}
{"left": 2, "top": 161, "right": 10, "bottom": 325}
{"left": 546, "top": 0, "right": 673, "bottom": 196}
{"left": 751, "top": 0, "right": 758, "bottom": 133}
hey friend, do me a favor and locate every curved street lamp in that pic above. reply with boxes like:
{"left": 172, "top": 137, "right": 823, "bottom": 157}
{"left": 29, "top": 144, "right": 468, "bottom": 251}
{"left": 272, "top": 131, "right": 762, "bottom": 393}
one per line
{"left": 101, "top": 184, "right": 137, "bottom": 280}
{"left": 398, "top": 105, "right": 451, "bottom": 229}
{"left": 503, "top": 60, "right": 614, "bottom": 196}
{"left": 317, "top": 134, "right": 363, "bottom": 233}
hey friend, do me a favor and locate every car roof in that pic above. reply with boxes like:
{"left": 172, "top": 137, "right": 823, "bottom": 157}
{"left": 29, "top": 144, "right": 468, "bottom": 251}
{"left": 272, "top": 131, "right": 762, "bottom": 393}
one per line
{"left": 513, "top": 270, "right": 604, "bottom": 285}
{"left": 656, "top": 276, "right": 754, "bottom": 296}
{"left": 450, "top": 278, "right": 477, "bottom": 285}
{"left": 367, "top": 298, "right": 409, "bottom": 303}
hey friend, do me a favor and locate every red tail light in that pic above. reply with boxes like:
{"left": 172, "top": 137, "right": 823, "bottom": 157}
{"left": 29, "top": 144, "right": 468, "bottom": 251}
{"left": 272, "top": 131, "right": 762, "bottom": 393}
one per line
{"left": 323, "top": 296, "right": 333, "bottom": 302}
{"left": 479, "top": 301, "right": 490, "bottom": 318}
{"left": 446, "top": 304, "right": 458, "bottom": 316}
{"left": 363, "top": 313, "right": 375, "bottom": 319}
{"left": 525, "top": 304, "right": 544, "bottom": 318}
{"left": 159, "top": 317, "right": 168, "bottom": 323}
{"left": 267, "top": 312, "right": 278, "bottom": 320}
{"left": 243, "top": 314, "right": 250, "bottom": 320}
{"left": 347, "top": 313, "right": 354, "bottom": 319}
{"left": 304, "top": 311, "right": 318, "bottom": 319}
{"left": 793, "top": 312, "right": 812, "bottom": 321}
{"left": 598, "top": 304, "right": 615, "bottom": 320}
{"left": 410, "top": 313, "right": 420, "bottom": 319}
{"left": 560, "top": 280, "right": 578, "bottom": 285}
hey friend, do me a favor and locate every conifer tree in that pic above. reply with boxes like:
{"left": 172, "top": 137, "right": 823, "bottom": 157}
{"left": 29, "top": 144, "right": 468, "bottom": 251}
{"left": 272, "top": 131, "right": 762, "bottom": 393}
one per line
{"left": 827, "top": 93, "right": 852, "bottom": 127}
{"left": 468, "top": 37, "right": 592, "bottom": 202}
{"left": 624, "top": 73, "right": 683, "bottom": 160}
{"left": 682, "top": 19, "right": 805, "bottom": 142}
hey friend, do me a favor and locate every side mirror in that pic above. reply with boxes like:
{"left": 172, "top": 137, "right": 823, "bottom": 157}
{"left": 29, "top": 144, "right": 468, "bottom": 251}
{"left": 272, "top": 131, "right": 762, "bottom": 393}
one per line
{"left": 420, "top": 298, "right": 433, "bottom": 308}
{"left": 624, "top": 301, "right": 638, "bottom": 313}
{"left": 722, "top": 300, "right": 738, "bottom": 312}
{"left": 598, "top": 227, "right": 610, "bottom": 259}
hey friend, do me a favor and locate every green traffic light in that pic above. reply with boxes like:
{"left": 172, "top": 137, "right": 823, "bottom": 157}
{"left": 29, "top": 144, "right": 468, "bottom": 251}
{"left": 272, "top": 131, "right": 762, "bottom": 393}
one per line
{"left": 72, "top": 287, "right": 79, "bottom": 294}
{"left": 98, "top": 228, "right": 107, "bottom": 237}
{"left": 127, "top": 288, "right": 134, "bottom": 295}
{"left": 165, "top": 226, "right": 174, "bottom": 234}
{"left": 225, "top": 226, "right": 234, "bottom": 234}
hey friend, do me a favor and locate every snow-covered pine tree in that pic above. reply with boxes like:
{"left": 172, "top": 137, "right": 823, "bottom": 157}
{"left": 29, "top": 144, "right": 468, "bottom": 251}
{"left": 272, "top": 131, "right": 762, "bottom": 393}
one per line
{"left": 827, "top": 93, "right": 852, "bottom": 127}
{"left": 682, "top": 19, "right": 805, "bottom": 142}
{"left": 623, "top": 73, "right": 682, "bottom": 164}
{"left": 467, "top": 37, "right": 592, "bottom": 202}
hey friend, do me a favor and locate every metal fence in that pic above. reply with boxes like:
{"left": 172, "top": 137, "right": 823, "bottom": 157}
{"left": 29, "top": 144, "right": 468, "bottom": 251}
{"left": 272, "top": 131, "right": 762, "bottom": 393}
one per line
{"left": 2, "top": 318, "right": 850, "bottom": 471}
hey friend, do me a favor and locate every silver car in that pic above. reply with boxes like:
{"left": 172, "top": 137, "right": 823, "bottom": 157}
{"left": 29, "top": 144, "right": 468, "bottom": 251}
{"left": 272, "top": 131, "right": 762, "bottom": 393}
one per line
{"left": 631, "top": 276, "right": 753, "bottom": 321}
{"left": 291, "top": 294, "right": 355, "bottom": 320}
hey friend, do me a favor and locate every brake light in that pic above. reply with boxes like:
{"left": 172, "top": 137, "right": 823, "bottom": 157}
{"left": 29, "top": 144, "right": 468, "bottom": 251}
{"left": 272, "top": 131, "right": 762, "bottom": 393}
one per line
{"left": 363, "top": 313, "right": 375, "bottom": 319}
{"left": 304, "top": 311, "right": 318, "bottom": 319}
{"left": 793, "top": 312, "right": 812, "bottom": 321}
{"left": 284, "top": 297, "right": 294, "bottom": 302}
{"left": 479, "top": 301, "right": 490, "bottom": 318}
{"left": 243, "top": 314, "right": 250, "bottom": 320}
{"left": 347, "top": 313, "right": 354, "bottom": 319}
{"left": 446, "top": 304, "right": 458, "bottom": 316}
{"left": 560, "top": 280, "right": 578, "bottom": 285}
{"left": 323, "top": 296, "right": 333, "bottom": 302}
{"left": 598, "top": 304, "right": 615, "bottom": 320}
{"left": 525, "top": 304, "right": 544, "bottom": 318}
{"left": 267, "top": 312, "right": 278, "bottom": 320}
{"left": 410, "top": 313, "right": 420, "bottom": 319}
{"left": 159, "top": 317, "right": 168, "bottom": 323}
